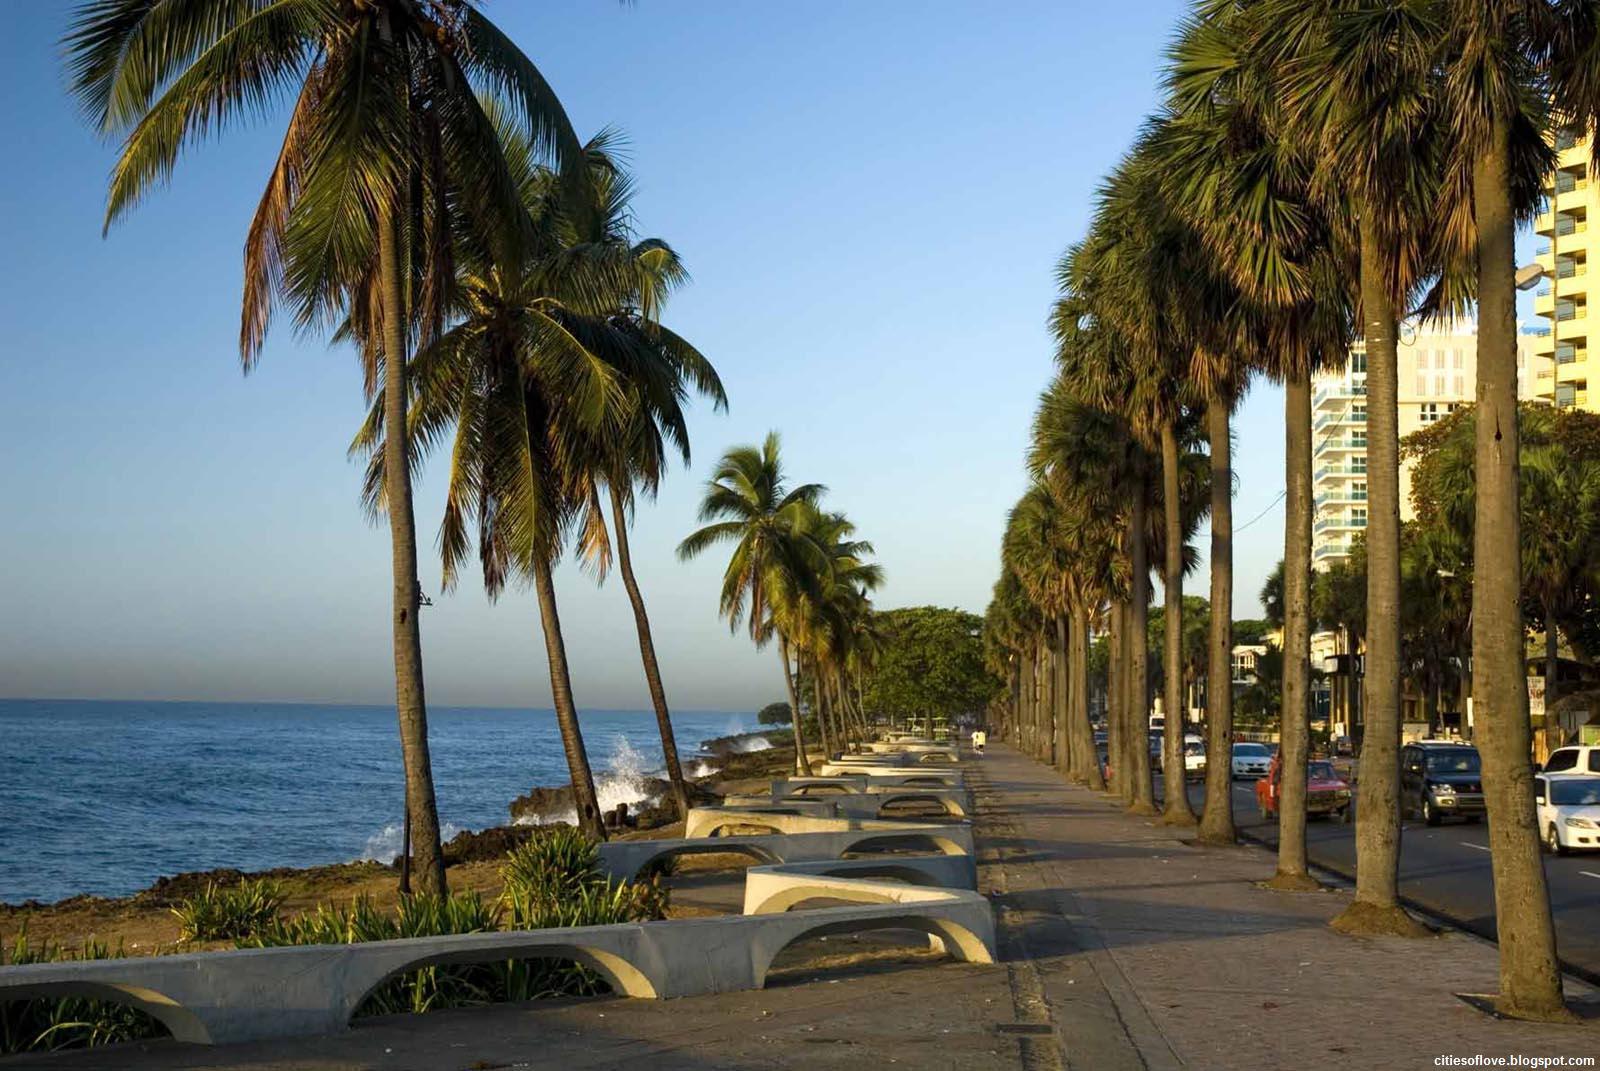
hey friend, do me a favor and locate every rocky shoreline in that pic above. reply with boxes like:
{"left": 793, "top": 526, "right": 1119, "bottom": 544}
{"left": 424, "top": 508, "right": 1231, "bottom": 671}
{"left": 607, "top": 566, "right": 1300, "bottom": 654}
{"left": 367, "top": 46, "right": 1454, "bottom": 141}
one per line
{"left": 0, "top": 729, "right": 790, "bottom": 934}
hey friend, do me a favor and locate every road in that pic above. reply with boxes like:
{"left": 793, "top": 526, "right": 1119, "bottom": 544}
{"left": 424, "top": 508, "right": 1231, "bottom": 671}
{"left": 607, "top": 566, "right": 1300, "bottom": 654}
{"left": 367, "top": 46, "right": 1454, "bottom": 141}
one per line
{"left": 1170, "top": 776, "right": 1600, "bottom": 982}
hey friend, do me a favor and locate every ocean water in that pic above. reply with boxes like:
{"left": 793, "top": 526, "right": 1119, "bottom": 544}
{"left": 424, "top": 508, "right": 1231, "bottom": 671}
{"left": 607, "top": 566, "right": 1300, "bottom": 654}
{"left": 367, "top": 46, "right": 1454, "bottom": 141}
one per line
{"left": 0, "top": 699, "right": 762, "bottom": 904}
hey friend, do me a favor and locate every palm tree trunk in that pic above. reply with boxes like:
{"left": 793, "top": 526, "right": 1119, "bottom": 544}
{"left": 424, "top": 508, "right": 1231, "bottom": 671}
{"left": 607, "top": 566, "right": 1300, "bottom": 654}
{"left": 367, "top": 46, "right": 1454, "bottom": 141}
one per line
{"left": 1333, "top": 210, "right": 1420, "bottom": 934}
{"left": 1074, "top": 604, "right": 1105, "bottom": 791}
{"left": 780, "top": 636, "right": 814, "bottom": 776}
{"left": 606, "top": 484, "right": 689, "bottom": 820}
{"left": 1471, "top": 120, "right": 1567, "bottom": 1018}
{"left": 1056, "top": 615, "right": 1074, "bottom": 778}
{"left": 1128, "top": 489, "right": 1157, "bottom": 815}
{"left": 1107, "top": 600, "right": 1125, "bottom": 797}
{"left": 1545, "top": 607, "right": 1559, "bottom": 711}
{"left": 377, "top": 202, "right": 446, "bottom": 896}
{"left": 808, "top": 655, "right": 834, "bottom": 760}
{"left": 1019, "top": 644, "right": 1034, "bottom": 756}
{"left": 1200, "top": 399, "right": 1236, "bottom": 845}
{"left": 530, "top": 554, "right": 606, "bottom": 842}
{"left": 1270, "top": 370, "right": 1317, "bottom": 890}
{"left": 1161, "top": 420, "right": 1196, "bottom": 826}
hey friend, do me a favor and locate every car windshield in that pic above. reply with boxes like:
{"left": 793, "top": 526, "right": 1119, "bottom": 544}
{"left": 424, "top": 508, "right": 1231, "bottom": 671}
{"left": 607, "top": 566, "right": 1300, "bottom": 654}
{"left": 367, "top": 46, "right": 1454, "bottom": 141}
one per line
{"left": 1235, "top": 744, "right": 1268, "bottom": 756}
{"left": 1308, "top": 762, "right": 1337, "bottom": 780}
{"left": 1549, "top": 780, "right": 1600, "bottom": 806}
{"left": 1185, "top": 742, "right": 1204, "bottom": 755}
{"left": 1425, "top": 749, "right": 1480, "bottom": 774}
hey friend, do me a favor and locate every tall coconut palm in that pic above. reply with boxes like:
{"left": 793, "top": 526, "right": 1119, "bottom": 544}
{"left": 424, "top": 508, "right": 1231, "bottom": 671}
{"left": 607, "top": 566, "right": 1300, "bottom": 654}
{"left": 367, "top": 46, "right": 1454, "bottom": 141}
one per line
{"left": 65, "top": 0, "right": 589, "bottom": 894}
{"left": 558, "top": 145, "right": 728, "bottom": 821}
{"left": 356, "top": 122, "right": 707, "bottom": 844}
{"left": 679, "top": 433, "right": 826, "bottom": 776}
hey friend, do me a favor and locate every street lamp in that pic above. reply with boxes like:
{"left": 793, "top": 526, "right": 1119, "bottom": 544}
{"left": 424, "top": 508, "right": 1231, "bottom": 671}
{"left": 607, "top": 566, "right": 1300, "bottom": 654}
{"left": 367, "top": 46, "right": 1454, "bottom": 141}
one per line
{"left": 1515, "top": 262, "right": 1545, "bottom": 290}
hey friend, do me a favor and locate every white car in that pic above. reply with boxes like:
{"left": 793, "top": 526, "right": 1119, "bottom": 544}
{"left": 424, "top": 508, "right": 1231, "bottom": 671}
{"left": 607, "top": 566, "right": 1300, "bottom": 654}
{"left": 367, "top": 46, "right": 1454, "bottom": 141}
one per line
{"left": 1536, "top": 773, "right": 1600, "bottom": 854}
{"left": 1183, "top": 737, "right": 1206, "bottom": 779}
{"left": 1543, "top": 745, "right": 1600, "bottom": 776}
{"left": 1231, "top": 742, "right": 1272, "bottom": 779}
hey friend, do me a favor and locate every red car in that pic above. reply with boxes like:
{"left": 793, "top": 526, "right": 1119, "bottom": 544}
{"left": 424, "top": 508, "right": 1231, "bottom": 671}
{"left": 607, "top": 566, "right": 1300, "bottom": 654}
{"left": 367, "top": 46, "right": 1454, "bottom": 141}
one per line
{"left": 1256, "top": 754, "right": 1353, "bottom": 821}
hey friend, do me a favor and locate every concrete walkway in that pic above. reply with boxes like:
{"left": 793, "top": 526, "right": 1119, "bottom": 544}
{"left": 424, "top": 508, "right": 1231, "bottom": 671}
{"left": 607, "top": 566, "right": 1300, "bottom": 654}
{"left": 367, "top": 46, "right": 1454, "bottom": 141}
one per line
{"left": 11, "top": 744, "right": 1600, "bottom": 1070}
{"left": 973, "top": 743, "right": 1600, "bottom": 1070}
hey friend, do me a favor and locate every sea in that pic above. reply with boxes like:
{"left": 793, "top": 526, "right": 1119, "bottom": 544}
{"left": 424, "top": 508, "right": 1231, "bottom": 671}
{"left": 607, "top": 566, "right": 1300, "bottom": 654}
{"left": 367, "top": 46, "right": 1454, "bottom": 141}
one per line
{"left": 0, "top": 699, "right": 765, "bottom": 905}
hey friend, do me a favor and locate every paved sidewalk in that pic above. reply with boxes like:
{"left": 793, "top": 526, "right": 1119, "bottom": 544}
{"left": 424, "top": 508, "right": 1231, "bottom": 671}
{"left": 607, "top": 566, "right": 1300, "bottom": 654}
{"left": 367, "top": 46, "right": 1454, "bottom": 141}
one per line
{"left": 972, "top": 743, "right": 1600, "bottom": 1070}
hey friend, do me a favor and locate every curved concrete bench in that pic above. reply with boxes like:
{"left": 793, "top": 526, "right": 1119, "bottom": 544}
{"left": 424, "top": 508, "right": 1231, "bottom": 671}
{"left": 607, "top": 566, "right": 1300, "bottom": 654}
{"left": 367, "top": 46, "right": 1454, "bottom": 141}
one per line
{"left": 683, "top": 805, "right": 974, "bottom": 841}
{"left": 0, "top": 900, "right": 994, "bottom": 1046}
{"left": 740, "top": 855, "right": 979, "bottom": 915}
{"left": 598, "top": 820, "right": 975, "bottom": 883}
{"left": 773, "top": 773, "right": 965, "bottom": 794}
{"left": 722, "top": 791, "right": 969, "bottom": 820}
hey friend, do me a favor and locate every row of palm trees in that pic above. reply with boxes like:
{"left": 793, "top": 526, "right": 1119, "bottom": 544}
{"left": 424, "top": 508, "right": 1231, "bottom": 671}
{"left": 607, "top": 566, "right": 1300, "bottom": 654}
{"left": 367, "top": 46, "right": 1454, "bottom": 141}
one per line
{"left": 679, "top": 434, "right": 884, "bottom": 777}
{"left": 67, "top": 2, "right": 724, "bottom": 890}
{"left": 985, "top": 0, "right": 1600, "bottom": 1022}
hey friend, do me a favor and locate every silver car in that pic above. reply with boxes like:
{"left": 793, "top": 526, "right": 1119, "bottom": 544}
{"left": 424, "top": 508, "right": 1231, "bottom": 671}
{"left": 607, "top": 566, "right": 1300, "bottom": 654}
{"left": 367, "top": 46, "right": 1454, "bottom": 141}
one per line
{"left": 1231, "top": 742, "right": 1272, "bottom": 780}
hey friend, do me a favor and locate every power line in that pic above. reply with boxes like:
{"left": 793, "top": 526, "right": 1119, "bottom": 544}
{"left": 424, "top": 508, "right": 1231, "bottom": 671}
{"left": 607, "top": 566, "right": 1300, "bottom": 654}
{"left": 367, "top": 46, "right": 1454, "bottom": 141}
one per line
{"left": 1234, "top": 490, "right": 1286, "bottom": 533}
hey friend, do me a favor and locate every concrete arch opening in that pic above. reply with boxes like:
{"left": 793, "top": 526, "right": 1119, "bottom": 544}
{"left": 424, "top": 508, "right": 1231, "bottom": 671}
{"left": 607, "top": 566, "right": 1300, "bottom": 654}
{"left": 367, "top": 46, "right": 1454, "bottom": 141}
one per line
{"left": 755, "top": 915, "right": 992, "bottom": 988}
{"left": 876, "top": 794, "right": 964, "bottom": 819}
{"left": 843, "top": 833, "right": 968, "bottom": 858}
{"left": 624, "top": 841, "right": 780, "bottom": 881}
{"left": 343, "top": 944, "right": 658, "bottom": 1025}
{"left": 0, "top": 981, "right": 185, "bottom": 1044}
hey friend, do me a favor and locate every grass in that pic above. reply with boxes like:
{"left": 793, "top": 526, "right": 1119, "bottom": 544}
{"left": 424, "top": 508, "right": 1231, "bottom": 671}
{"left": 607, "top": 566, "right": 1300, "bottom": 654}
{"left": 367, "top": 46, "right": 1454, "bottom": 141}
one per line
{"left": 169, "top": 878, "right": 285, "bottom": 942}
{"left": 0, "top": 930, "right": 167, "bottom": 1055}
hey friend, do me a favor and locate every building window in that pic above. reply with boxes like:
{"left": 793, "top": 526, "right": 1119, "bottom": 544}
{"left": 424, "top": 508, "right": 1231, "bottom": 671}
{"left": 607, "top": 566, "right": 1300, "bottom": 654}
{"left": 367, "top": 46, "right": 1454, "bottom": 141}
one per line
{"left": 1352, "top": 457, "right": 1367, "bottom": 474}
{"left": 1557, "top": 383, "right": 1577, "bottom": 407}
{"left": 1351, "top": 404, "right": 1367, "bottom": 422}
{"left": 1434, "top": 374, "right": 1445, "bottom": 395}
{"left": 1350, "top": 353, "right": 1367, "bottom": 374}
{"left": 1452, "top": 350, "right": 1463, "bottom": 369}
{"left": 1416, "top": 374, "right": 1428, "bottom": 396}
{"left": 1352, "top": 431, "right": 1367, "bottom": 448}
{"left": 1453, "top": 374, "right": 1464, "bottom": 396}
{"left": 1351, "top": 509, "right": 1367, "bottom": 527}
{"left": 1353, "top": 482, "right": 1367, "bottom": 501}
{"left": 1421, "top": 403, "right": 1438, "bottom": 423}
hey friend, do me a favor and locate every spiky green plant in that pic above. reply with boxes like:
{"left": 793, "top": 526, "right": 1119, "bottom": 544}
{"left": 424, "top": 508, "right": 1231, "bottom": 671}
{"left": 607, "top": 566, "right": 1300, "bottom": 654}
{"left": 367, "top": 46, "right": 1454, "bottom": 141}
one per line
{"left": 170, "top": 878, "right": 285, "bottom": 942}
{"left": 0, "top": 930, "right": 165, "bottom": 1055}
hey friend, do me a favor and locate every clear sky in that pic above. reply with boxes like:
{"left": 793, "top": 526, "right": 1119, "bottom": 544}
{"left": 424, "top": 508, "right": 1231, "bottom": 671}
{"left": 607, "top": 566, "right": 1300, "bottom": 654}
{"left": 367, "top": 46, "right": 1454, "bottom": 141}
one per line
{"left": 0, "top": 1, "right": 1491, "bottom": 711}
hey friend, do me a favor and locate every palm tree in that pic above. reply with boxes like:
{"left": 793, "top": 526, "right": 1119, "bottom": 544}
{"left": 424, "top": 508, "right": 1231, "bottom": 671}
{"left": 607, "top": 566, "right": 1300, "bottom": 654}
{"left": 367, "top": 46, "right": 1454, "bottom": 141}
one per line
{"left": 355, "top": 123, "right": 709, "bottom": 843}
{"left": 1433, "top": 3, "right": 1600, "bottom": 1018}
{"left": 65, "top": 0, "right": 588, "bottom": 895}
{"left": 679, "top": 433, "right": 826, "bottom": 776}
{"left": 1164, "top": 1, "right": 1356, "bottom": 887}
{"left": 1252, "top": 0, "right": 1454, "bottom": 935}
{"left": 559, "top": 146, "right": 728, "bottom": 821}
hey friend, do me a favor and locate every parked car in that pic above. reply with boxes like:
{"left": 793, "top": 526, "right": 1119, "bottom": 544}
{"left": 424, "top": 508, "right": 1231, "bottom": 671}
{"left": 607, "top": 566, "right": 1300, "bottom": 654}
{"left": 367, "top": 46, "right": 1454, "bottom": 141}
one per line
{"left": 1536, "top": 773, "right": 1600, "bottom": 854}
{"left": 1183, "top": 738, "right": 1206, "bottom": 780}
{"left": 1255, "top": 755, "right": 1352, "bottom": 821}
{"left": 1231, "top": 741, "right": 1272, "bottom": 779}
{"left": 1543, "top": 745, "right": 1600, "bottom": 776}
{"left": 1400, "top": 741, "right": 1485, "bottom": 826}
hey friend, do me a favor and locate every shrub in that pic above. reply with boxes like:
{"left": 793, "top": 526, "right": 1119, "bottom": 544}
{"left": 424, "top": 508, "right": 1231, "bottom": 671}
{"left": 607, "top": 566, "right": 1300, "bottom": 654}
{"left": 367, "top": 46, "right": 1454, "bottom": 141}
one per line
{"left": 0, "top": 930, "right": 166, "bottom": 1055}
{"left": 171, "top": 878, "right": 285, "bottom": 942}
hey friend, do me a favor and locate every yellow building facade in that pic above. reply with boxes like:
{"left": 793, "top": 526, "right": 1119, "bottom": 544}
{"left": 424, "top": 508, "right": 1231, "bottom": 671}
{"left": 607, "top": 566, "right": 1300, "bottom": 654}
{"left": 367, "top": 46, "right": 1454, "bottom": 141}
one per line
{"left": 1532, "top": 131, "right": 1598, "bottom": 409}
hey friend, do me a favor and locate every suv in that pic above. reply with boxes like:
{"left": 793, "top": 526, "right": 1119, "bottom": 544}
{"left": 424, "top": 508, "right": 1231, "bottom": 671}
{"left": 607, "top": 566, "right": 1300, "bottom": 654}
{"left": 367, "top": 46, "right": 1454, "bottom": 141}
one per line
{"left": 1400, "top": 741, "right": 1486, "bottom": 826}
{"left": 1543, "top": 745, "right": 1600, "bottom": 776}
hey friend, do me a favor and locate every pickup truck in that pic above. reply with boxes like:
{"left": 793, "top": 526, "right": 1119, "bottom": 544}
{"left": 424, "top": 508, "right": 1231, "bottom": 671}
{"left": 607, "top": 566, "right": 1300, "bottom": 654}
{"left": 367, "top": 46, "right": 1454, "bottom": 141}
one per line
{"left": 1256, "top": 754, "right": 1353, "bottom": 822}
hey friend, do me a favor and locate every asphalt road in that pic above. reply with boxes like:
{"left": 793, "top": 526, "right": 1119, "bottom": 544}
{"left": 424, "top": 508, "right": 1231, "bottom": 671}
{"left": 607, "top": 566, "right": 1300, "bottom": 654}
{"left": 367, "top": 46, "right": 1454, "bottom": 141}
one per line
{"left": 1171, "top": 776, "right": 1600, "bottom": 982}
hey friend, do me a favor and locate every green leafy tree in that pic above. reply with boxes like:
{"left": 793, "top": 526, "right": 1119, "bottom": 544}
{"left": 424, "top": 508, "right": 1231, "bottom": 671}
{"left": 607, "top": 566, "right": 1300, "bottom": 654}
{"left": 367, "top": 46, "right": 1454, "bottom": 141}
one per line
{"left": 862, "top": 608, "right": 1000, "bottom": 726}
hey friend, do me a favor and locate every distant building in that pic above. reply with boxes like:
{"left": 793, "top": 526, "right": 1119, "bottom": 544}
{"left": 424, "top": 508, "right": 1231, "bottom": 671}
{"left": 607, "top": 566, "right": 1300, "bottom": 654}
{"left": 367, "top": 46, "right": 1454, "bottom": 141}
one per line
{"left": 1531, "top": 129, "right": 1598, "bottom": 410}
{"left": 1310, "top": 324, "right": 1543, "bottom": 573}
{"left": 1231, "top": 644, "right": 1268, "bottom": 685}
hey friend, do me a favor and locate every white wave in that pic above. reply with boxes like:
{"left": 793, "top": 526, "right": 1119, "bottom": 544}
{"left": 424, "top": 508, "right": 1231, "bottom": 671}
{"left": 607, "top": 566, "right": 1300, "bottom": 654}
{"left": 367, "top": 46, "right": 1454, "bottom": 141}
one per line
{"left": 512, "top": 809, "right": 576, "bottom": 828}
{"left": 595, "top": 734, "right": 656, "bottom": 813}
{"left": 689, "top": 760, "right": 718, "bottom": 779}
{"left": 729, "top": 734, "right": 772, "bottom": 753}
{"left": 358, "top": 820, "right": 464, "bottom": 864}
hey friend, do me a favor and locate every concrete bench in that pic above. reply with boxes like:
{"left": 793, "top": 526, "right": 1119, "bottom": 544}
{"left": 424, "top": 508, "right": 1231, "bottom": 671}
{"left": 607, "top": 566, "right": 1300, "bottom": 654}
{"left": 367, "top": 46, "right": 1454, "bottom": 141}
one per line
{"left": 597, "top": 820, "right": 975, "bottom": 882}
{"left": 0, "top": 901, "right": 994, "bottom": 1046}
{"left": 721, "top": 790, "right": 969, "bottom": 820}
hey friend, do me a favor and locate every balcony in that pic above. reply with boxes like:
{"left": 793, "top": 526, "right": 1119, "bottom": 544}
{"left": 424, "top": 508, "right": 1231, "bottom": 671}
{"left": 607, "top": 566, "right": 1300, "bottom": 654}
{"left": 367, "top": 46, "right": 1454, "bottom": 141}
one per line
{"left": 1313, "top": 410, "right": 1366, "bottom": 434}
{"left": 1314, "top": 515, "right": 1368, "bottom": 535}
{"left": 1314, "top": 463, "right": 1367, "bottom": 484}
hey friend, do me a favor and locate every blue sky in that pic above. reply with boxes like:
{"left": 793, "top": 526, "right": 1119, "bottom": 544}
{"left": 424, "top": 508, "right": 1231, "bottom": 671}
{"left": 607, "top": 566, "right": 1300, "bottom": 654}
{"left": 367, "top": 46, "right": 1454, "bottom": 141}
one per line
{"left": 0, "top": 1, "right": 1476, "bottom": 710}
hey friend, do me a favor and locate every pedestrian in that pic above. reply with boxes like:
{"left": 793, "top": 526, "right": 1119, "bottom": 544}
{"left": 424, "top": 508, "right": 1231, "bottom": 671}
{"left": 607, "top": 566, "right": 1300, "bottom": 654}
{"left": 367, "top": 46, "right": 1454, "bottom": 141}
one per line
{"left": 971, "top": 727, "right": 986, "bottom": 756}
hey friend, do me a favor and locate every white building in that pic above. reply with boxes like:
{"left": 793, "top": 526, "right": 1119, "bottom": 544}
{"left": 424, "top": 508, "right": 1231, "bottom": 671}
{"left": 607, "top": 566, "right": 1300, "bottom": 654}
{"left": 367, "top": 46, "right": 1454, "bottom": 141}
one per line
{"left": 1310, "top": 324, "right": 1545, "bottom": 572}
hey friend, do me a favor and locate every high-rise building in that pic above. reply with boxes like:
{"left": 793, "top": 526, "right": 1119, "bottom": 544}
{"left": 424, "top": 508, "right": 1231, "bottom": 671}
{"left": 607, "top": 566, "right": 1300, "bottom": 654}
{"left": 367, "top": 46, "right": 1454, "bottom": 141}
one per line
{"left": 1532, "top": 130, "right": 1597, "bottom": 409}
{"left": 1310, "top": 325, "right": 1542, "bottom": 572}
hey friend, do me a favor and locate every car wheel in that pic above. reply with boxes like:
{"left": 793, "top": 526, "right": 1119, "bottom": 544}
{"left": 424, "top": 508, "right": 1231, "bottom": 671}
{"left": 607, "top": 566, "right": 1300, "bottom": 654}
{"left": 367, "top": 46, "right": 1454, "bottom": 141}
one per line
{"left": 1547, "top": 824, "right": 1568, "bottom": 856}
{"left": 1423, "top": 797, "right": 1440, "bottom": 827}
